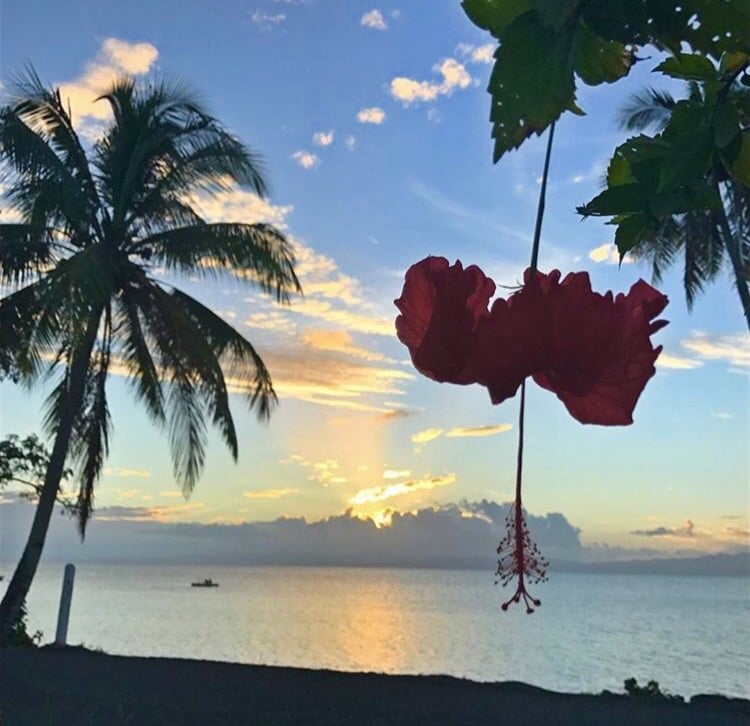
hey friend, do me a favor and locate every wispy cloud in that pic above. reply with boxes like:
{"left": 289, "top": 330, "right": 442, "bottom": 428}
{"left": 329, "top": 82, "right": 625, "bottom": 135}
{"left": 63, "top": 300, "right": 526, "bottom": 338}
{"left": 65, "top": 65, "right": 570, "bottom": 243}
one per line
{"left": 681, "top": 332, "right": 750, "bottom": 369}
{"left": 291, "top": 150, "right": 320, "bottom": 169}
{"left": 411, "top": 424, "right": 512, "bottom": 445}
{"left": 104, "top": 468, "right": 152, "bottom": 479}
{"left": 350, "top": 473, "right": 456, "bottom": 505}
{"left": 301, "top": 329, "right": 387, "bottom": 362}
{"left": 244, "top": 488, "right": 299, "bottom": 500}
{"left": 390, "top": 58, "right": 472, "bottom": 105}
{"left": 631, "top": 519, "right": 695, "bottom": 538}
{"left": 656, "top": 353, "right": 703, "bottom": 370}
{"left": 411, "top": 428, "right": 444, "bottom": 444}
{"left": 286, "top": 454, "right": 347, "bottom": 486}
{"left": 361, "top": 9, "right": 387, "bottom": 30}
{"left": 357, "top": 107, "right": 387, "bottom": 124}
{"left": 345, "top": 134, "right": 357, "bottom": 150}
{"left": 445, "top": 424, "right": 513, "bottom": 438}
{"left": 96, "top": 502, "right": 206, "bottom": 522}
{"left": 383, "top": 469, "right": 411, "bottom": 479}
{"left": 251, "top": 10, "right": 286, "bottom": 29}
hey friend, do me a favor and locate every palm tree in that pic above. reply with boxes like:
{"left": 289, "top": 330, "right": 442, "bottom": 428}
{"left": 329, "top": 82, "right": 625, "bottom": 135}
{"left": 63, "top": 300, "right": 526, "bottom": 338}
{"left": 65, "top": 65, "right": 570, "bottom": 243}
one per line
{"left": 0, "top": 70, "right": 300, "bottom": 642}
{"left": 617, "top": 83, "right": 750, "bottom": 326}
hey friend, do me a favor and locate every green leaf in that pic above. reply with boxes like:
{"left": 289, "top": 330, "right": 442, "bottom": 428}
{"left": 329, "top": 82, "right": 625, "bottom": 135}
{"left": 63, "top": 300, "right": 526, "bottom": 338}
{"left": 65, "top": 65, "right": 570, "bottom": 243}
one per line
{"left": 728, "top": 131, "right": 750, "bottom": 185}
{"left": 574, "top": 23, "right": 634, "bottom": 86}
{"left": 485, "top": 12, "right": 578, "bottom": 160}
{"left": 719, "top": 51, "right": 749, "bottom": 74}
{"left": 461, "top": 0, "right": 530, "bottom": 36}
{"left": 578, "top": 183, "right": 647, "bottom": 217}
{"left": 532, "top": 0, "right": 581, "bottom": 29}
{"left": 606, "top": 152, "right": 634, "bottom": 186}
{"left": 614, "top": 214, "right": 651, "bottom": 259}
{"left": 656, "top": 130, "right": 714, "bottom": 193}
{"left": 713, "top": 101, "right": 741, "bottom": 149}
{"left": 655, "top": 53, "right": 718, "bottom": 81}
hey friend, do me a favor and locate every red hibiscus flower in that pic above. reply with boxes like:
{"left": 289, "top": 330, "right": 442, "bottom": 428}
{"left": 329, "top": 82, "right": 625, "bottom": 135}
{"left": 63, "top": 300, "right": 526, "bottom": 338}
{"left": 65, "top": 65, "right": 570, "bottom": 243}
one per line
{"left": 395, "top": 258, "right": 668, "bottom": 426}
{"left": 394, "top": 257, "right": 495, "bottom": 385}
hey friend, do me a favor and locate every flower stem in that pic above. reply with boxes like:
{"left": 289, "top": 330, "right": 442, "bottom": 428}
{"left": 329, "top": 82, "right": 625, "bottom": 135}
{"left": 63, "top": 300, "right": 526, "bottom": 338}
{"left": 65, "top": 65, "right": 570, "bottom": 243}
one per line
{"left": 501, "top": 123, "right": 556, "bottom": 613}
{"left": 529, "top": 122, "right": 556, "bottom": 277}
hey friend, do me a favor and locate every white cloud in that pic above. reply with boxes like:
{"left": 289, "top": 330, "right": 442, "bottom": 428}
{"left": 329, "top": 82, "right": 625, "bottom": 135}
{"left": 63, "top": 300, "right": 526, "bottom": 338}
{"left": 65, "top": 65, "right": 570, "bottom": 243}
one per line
{"left": 657, "top": 353, "right": 703, "bottom": 370}
{"left": 390, "top": 58, "right": 472, "bottom": 105}
{"left": 251, "top": 10, "right": 286, "bottom": 28}
{"left": 384, "top": 469, "right": 411, "bottom": 480}
{"left": 57, "top": 38, "right": 159, "bottom": 131}
{"left": 291, "top": 150, "right": 320, "bottom": 169}
{"left": 345, "top": 135, "right": 357, "bottom": 150}
{"left": 588, "top": 243, "right": 633, "bottom": 265}
{"left": 357, "top": 107, "right": 387, "bottom": 124}
{"left": 456, "top": 42, "right": 494, "bottom": 65}
{"left": 681, "top": 332, "right": 750, "bottom": 368}
{"left": 189, "top": 185, "right": 293, "bottom": 228}
{"left": 361, "top": 9, "right": 387, "bottom": 30}
{"left": 312, "top": 130, "right": 334, "bottom": 147}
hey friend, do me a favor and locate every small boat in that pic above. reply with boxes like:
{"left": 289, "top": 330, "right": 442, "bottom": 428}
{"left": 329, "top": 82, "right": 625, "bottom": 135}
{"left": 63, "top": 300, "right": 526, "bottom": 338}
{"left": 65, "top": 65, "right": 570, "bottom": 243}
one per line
{"left": 191, "top": 578, "right": 219, "bottom": 588}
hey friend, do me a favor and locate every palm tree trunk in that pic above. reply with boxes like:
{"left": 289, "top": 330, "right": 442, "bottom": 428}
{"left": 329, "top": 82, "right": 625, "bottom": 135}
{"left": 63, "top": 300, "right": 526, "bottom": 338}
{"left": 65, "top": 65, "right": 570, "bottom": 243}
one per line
{"left": 715, "top": 202, "right": 750, "bottom": 332}
{"left": 0, "top": 313, "right": 101, "bottom": 645}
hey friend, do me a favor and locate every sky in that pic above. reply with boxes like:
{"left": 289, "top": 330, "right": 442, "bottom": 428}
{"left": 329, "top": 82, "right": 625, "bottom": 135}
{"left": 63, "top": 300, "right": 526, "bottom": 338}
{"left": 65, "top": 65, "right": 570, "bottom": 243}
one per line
{"left": 0, "top": 0, "right": 748, "bottom": 563}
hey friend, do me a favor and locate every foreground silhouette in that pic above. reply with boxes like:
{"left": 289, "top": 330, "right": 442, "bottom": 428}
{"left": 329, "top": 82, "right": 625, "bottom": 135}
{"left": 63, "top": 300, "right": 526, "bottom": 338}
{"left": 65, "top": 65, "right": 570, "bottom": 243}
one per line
{"left": 1, "top": 649, "right": 747, "bottom": 726}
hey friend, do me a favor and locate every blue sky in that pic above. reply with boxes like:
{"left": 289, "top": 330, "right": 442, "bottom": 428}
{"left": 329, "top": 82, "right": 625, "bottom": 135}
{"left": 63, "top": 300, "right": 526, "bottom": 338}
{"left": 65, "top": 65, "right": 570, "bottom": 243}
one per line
{"left": 0, "top": 0, "right": 747, "bottom": 556}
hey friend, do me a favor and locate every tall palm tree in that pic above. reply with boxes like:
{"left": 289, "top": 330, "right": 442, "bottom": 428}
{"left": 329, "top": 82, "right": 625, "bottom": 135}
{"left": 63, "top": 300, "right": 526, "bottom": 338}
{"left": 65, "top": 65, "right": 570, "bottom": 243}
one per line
{"left": 0, "top": 70, "right": 300, "bottom": 642}
{"left": 617, "top": 83, "right": 750, "bottom": 324}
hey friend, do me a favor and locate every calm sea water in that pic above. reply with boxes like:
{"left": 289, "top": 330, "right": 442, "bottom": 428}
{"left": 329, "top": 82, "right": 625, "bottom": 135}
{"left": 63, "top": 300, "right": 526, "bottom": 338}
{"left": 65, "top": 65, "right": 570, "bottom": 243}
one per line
{"left": 8, "top": 564, "right": 750, "bottom": 698}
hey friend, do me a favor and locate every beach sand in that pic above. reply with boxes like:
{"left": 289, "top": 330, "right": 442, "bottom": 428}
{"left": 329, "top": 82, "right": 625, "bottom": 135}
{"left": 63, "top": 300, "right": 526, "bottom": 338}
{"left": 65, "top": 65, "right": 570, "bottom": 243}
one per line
{"left": 1, "top": 647, "right": 747, "bottom": 725}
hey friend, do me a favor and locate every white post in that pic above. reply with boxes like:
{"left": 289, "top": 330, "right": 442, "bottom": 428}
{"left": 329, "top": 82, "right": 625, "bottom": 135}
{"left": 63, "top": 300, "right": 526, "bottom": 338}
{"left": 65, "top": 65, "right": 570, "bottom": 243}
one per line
{"left": 54, "top": 563, "right": 75, "bottom": 646}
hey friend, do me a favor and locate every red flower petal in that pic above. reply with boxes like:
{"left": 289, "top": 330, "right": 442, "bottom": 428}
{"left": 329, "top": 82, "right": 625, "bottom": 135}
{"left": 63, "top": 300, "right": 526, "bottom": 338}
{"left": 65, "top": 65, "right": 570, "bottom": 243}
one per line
{"left": 394, "top": 257, "right": 495, "bottom": 384}
{"left": 530, "top": 272, "right": 668, "bottom": 425}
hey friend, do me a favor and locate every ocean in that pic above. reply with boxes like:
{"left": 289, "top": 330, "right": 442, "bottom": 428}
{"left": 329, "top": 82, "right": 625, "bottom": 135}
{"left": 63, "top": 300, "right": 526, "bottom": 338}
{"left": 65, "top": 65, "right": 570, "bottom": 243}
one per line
{"left": 9, "top": 563, "right": 750, "bottom": 699}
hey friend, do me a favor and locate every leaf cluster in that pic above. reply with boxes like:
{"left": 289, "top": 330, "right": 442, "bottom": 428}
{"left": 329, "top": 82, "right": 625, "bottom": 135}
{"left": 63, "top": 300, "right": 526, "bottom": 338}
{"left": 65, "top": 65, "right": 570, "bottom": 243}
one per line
{"left": 0, "top": 433, "right": 76, "bottom": 514}
{"left": 578, "top": 53, "right": 750, "bottom": 262}
{"left": 462, "top": 0, "right": 750, "bottom": 161}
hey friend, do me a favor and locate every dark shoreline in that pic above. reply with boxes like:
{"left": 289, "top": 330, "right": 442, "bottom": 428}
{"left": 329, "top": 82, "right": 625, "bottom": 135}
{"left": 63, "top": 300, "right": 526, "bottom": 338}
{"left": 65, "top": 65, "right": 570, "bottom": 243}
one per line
{"left": 1, "top": 648, "right": 748, "bottom": 725}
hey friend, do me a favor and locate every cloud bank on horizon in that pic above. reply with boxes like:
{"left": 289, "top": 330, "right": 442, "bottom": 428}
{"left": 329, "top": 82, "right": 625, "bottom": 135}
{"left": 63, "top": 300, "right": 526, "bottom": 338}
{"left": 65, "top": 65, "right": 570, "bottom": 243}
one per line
{"left": 1, "top": 495, "right": 746, "bottom": 570}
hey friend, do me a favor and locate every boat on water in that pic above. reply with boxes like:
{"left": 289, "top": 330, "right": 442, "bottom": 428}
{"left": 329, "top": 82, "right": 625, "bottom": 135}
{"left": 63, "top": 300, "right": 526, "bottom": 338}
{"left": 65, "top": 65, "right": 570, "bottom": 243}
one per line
{"left": 191, "top": 578, "right": 219, "bottom": 588}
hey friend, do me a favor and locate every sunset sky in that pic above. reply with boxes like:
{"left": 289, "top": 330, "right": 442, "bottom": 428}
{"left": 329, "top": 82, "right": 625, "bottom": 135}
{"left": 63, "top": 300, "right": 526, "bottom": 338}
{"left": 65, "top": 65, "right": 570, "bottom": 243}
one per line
{"left": 0, "top": 0, "right": 747, "bottom": 557}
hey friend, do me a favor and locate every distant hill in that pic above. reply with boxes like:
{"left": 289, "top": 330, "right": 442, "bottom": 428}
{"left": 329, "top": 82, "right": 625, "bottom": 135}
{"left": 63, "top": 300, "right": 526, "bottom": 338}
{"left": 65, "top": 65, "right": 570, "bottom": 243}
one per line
{"left": 555, "top": 552, "right": 750, "bottom": 577}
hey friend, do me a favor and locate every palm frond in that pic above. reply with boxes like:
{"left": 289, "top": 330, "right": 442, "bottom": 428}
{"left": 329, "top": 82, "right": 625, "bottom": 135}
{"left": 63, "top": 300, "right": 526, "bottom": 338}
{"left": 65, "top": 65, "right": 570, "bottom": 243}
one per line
{"left": 617, "top": 88, "right": 676, "bottom": 132}
{"left": 69, "top": 310, "right": 113, "bottom": 535}
{"left": 171, "top": 288, "right": 277, "bottom": 420}
{"left": 8, "top": 66, "right": 104, "bottom": 228}
{"left": 93, "top": 76, "right": 269, "bottom": 234}
{"left": 138, "top": 223, "right": 300, "bottom": 302}
{"left": 124, "top": 275, "right": 233, "bottom": 491}
{"left": 0, "top": 224, "right": 58, "bottom": 286}
{"left": 114, "top": 294, "right": 167, "bottom": 426}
